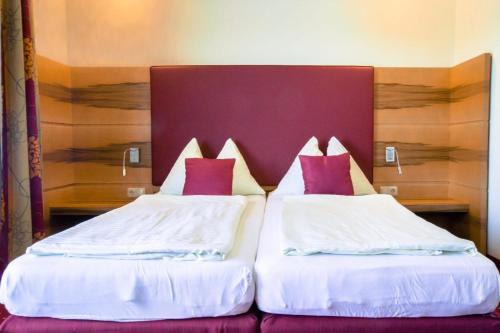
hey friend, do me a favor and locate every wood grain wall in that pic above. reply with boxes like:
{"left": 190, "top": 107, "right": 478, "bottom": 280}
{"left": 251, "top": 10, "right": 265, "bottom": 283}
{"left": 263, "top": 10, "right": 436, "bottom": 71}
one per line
{"left": 38, "top": 56, "right": 74, "bottom": 222}
{"left": 374, "top": 67, "right": 450, "bottom": 199}
{"left": 374, "top": 54, "right": 491, "bottom": 251}
{"left": 448, "top": 55, "right": 491, "bottom": 252}
{"left": 37, "top": 54, "right": 491, "bottom": 252}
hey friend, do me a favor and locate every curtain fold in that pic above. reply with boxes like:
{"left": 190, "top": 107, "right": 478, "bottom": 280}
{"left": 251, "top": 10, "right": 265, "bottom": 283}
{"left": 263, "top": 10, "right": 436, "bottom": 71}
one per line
{"left": 1, "top": 0, "right": 45, "bottom": 275}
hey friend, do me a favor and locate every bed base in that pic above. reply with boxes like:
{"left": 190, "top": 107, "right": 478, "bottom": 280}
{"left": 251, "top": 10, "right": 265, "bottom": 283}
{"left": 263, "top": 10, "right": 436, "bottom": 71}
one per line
{"left": 260, "top": 313, "right": 499, "bottom": 333}
{"left": 2, "top": 311, "right": 498, "bottom": 333}
{"left": 0, "top": 312, "right": 258, "bottom": 333}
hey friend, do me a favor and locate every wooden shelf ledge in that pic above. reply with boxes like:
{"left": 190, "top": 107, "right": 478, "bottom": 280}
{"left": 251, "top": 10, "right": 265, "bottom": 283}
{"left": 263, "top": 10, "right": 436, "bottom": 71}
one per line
{"left": 50, "top": 201, "right": 130, "bottom": 216}
{"left": 397, "top": 199, "right": 469, "bottom": 213}
{"left": 50, "top": 198, "right": 469, "bottom": 216}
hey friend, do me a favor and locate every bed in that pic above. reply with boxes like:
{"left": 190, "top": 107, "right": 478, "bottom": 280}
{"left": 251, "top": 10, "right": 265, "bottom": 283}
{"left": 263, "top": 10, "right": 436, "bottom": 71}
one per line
{"left": 1, "top": 195, "right": 264, "bottom": 321}
{"left": 256, "top": 193, "right": 499, "bottom": 320}
{"left": 0, "top": 195, "right": 264, "bottom": 332}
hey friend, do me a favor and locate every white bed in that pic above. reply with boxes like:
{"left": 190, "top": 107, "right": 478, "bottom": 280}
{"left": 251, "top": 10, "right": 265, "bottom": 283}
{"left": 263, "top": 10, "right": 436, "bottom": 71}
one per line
{"left": 255, "top": 193, "right": 500, "bottom": 317}
{"left": 0, "top": 195, "right": 265, "bottom": 321}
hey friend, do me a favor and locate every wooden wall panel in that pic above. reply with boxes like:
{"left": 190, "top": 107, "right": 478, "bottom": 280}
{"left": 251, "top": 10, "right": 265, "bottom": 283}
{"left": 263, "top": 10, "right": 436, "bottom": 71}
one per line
{"left": 42, "top": 123, "right": 74, "bottom": 190}
{"left": 449, "top": 54, "right": 491, "bottom": 124}
{"left": 38, "top": 56, "right": 74, "bottom": 223}
{"left": 72, "top": 105, "right": 151, "bottom": 125}
{"left": 448, "top": 53, "right": 491, "bottom": 253}
{"left": 374, "top": 67, "right": 449, "bottom": 125}
{"left": 373, "top": 67, "right": 451, "bottom": 197}
{"left": 449, "top": 122, "right": 488, "bottom": 189}
{"left": 38, "top": 54, "right": 152, "bottom": 222}
{"left": 372, "top": 182, "right": 450, "bottom": 200}
{"left": 68, "top": 67, "right": 151, "bottom": 194}
{"left": 70, "top": 66, "right": 150, "bottom": 126}
{"left": 448, "top": 183, "right": 487, "bottom": 251}
{"left": 374, "top": 55, "right": 491, "bottom": 252}
{"left": 74, "top": 163, "right": 151, "bottom": 187}
{"left": 37, "top": 56, "right": 72, "bottom": 124}
{"left": 71, "top": 183, "right": 157, "bottom": 202}
{"left": 373, "top": 162, "right": 449, "bottom": 183}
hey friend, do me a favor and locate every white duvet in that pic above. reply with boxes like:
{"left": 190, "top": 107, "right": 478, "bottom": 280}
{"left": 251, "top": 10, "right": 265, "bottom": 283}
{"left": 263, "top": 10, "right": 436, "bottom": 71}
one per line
{"left": 28, "top": 195, "right": 247, "bottom": 260}
{"left": 281, "top": 194, "right": 477, "bottom": 256}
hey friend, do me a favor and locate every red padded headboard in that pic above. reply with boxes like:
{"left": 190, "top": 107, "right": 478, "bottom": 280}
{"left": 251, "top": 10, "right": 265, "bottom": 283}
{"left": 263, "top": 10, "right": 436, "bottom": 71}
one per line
{"left": 150, "top": 66, "right": 374, "bottom": 186}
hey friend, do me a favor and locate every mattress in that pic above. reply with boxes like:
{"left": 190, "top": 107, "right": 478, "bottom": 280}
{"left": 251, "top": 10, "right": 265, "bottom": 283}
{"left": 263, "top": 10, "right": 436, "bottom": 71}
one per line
{"left": 255, "top": 193, "right": 500, "bottom": 317}
{"left": 0, "top": 195, "right": 265, "bottom": 321}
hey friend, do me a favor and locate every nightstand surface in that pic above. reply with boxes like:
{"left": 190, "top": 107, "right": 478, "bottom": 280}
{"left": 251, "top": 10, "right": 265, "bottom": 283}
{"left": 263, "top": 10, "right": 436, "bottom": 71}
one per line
{"left": 50, "top": 201, "right": 131, "bottom": 216}
{"left": 398, "top": 199, "right": 469, "bottom": 213}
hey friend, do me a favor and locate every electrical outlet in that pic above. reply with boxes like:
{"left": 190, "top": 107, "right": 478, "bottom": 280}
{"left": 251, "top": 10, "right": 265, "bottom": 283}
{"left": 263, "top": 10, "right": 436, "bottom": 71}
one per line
{"left": 129, "top": 147, "right": 140, "bottom": 164}
{"left": 127, "top": 187, "right": 145, "bottom": 198}
{"left": 379, "top": 186, "right": 398, "bottom": 196}
{"left": 385, "top": 146, "right": 396, "bottom": 163}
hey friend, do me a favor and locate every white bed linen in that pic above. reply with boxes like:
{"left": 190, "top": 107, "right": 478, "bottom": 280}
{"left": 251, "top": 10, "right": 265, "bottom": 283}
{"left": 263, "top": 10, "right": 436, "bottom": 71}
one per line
{"left": 281, "top": 195, "right": 476, "bottom": 256}
{"left": 255, "top": 193, "right": 500, "bottom": 317}
{"left": 28, "top": 195, "right": 247, "bottom": 260}
{"left": 0, "top": 195, "right": 265, "bottom": 321}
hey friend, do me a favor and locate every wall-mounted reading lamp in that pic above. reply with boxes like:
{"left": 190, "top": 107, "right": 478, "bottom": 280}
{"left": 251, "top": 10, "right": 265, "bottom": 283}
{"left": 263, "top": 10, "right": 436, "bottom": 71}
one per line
{"left": 122, "top": 147, "right": 140, "bottom": 176}
{"left": 385, "top": 146, "right": 403, "bottom": 175}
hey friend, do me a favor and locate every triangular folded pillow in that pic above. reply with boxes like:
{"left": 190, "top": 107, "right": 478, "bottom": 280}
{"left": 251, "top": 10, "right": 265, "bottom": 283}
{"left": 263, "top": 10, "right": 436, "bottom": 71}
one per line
{"left": 217, "top": 139, "right": 265, "bottom": 195}
{"left": 160, "top": 138, "right": 264, "bottom": 195}
{"left": 274, "top": 137, "right": 323, "bottom": 195}
{"left": 160, "top": 138, "right": 203, "bottom": 194}
{"left": 327, "top": 137, "right": 376, "bottom": 195}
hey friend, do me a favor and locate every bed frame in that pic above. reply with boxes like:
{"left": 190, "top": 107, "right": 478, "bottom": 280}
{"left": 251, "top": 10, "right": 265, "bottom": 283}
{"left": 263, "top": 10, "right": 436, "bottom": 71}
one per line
{"left": 260, "top": 313, "right": 500, "bottom": 333}
{"left": 2, "top": 66, "right": 498, "bottom": 332}
{"left": 0, "top": 312, "right": 258, "bottom": 333}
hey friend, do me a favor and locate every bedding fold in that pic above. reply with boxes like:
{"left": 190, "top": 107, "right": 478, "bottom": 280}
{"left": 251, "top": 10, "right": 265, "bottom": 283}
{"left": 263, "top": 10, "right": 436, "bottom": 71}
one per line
{"left": 281, "top": 194, "right": 477, "bottom": 256}
{"left": 28, "top": 195, "right": 247, "bottom": 260}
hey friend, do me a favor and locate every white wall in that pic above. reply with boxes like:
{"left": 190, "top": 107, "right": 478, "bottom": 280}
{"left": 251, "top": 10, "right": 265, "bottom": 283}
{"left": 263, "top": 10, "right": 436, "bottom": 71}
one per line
{"left": 63, "top": 0, "right": 455, "bottom": 67}
{"left": 32, "top": 0, "right": 68, "bottom": 64}
{"left": 454, "top": 0, "right": 500, "bottom": 257}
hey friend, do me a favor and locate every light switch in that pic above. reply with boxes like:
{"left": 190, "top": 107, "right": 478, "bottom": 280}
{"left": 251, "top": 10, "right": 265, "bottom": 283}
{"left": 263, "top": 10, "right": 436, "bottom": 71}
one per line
{"left": 129, "top": 147, "right": 140, "bottom": 163}
{"left": 385, "top": 146, "right": 396, "bottom": 163}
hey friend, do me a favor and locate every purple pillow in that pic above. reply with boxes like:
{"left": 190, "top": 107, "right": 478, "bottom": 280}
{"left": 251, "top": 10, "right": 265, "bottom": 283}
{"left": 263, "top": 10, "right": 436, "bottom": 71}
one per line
{"left": 183, "top": 158, "right": 235, "bottom": 195}
{"left": 299, "top": 154, "right": 354, "bottom": 195}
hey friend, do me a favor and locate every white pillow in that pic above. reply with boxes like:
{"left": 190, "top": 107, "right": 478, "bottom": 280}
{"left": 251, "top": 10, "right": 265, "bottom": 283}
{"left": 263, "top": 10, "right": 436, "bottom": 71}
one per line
{"left": 327, "top": 137, "right": 376, "bottom": 195}
{"left": 274, "top": 137, "right": 323, "bottom": 195}
{"left": 160, "top": 138, "right": 203, "bottom": 194}
{"left": 217, "top": 139, "right": 265, "bottom": 195}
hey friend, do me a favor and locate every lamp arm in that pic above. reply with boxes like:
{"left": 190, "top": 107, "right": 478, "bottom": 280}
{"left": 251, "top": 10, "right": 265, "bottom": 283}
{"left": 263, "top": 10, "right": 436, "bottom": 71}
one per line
{"left": 122, "top": 148, "right": 131, "bottom": 176}
{"left": 395, "top": 148, "right": 403, "bottom": 175}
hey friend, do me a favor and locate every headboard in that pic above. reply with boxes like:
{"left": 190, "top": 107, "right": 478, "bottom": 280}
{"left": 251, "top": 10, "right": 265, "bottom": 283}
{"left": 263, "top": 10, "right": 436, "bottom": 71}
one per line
{"left": 150, "top": 66, "right": 374, "bottom": 186}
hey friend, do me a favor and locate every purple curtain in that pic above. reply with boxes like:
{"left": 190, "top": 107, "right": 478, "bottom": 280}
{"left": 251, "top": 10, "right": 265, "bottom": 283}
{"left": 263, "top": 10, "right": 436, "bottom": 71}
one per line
{"left": 20, "top": 0, "right": 44, "bottom": 239}
{"left": 1, "top": 0, "right": 45, "bottom": 275}
{"left": 0, "top": 44, "right": 8, "bottom": 275}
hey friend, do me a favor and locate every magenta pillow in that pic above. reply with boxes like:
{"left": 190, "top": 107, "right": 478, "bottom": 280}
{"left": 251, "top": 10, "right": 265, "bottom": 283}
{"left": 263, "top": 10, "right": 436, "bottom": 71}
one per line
{"left": 299, "top": 154, "right": 354, "bottom": 195}
{"left": 183, "top": 158, "right": 235, "bottom": 195}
